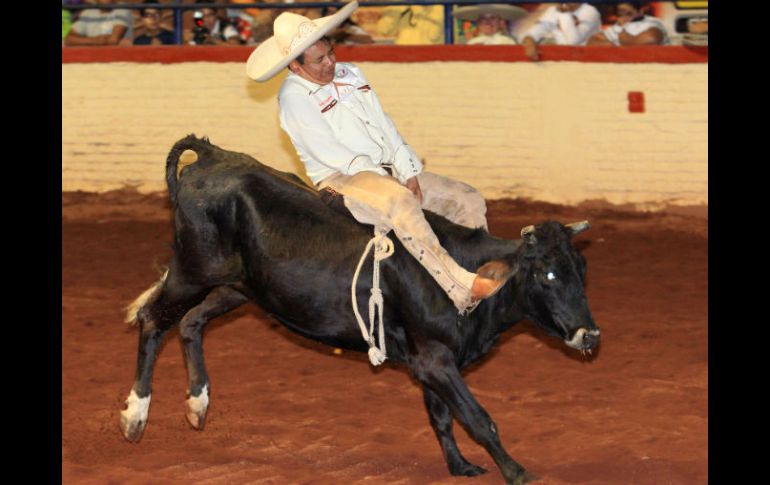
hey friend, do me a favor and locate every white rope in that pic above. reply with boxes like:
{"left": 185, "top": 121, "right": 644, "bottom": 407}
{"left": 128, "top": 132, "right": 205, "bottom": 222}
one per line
{"left": 351, "top": 226, "right": 395, "bottom": 366}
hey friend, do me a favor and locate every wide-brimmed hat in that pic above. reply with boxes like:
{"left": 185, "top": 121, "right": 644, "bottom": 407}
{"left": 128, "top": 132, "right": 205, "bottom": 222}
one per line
{"left": 452, "top": 4, "right": 528, "bottom": 22}
{"left": 246, "top": 1, "right": 358, "bottom": 82}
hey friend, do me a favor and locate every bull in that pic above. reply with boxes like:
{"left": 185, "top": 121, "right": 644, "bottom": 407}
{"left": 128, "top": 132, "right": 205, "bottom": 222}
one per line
{"left": 120, "top": 135, "right": 600, "bottom": 485}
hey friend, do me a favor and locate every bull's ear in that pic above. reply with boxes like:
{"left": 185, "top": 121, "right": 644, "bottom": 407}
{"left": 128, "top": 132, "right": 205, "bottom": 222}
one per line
{"left": 521, "top": 224, "right": 536, "bottom": 244}
{"left": 565, "top": 220, "right": 591, "bottom": 236}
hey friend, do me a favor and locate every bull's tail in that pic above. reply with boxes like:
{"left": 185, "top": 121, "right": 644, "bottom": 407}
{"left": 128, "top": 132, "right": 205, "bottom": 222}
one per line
{"left": 165, "top": 134, "right": 215, "bottom": 205}
{"left": 124, "top": 269, "right": 168, "bottom": 326}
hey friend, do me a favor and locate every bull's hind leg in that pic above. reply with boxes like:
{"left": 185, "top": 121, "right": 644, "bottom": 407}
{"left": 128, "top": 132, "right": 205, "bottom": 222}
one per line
{"left": 423, "top": 385, "right": 488, "bottom": 477}
{"left": 179, "top": 286, "right": 248, "bottom": 430}
{"left": 408, "top": 340, "right": 536, "bottom": 485}
{"left": 120, "top": 273, "right": 208, "bottom": 442}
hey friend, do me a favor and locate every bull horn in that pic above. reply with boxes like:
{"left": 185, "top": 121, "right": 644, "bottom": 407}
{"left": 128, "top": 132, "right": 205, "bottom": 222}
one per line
{"left": 565, "top": 220, "right": 591, "bottom": 236}
{"left": 521, "top": 224, "right": 536, "bottom": 243}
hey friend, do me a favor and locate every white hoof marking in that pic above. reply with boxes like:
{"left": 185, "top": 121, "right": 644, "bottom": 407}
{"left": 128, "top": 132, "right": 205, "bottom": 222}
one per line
{"left": 121, "top": 390, "right": 151, "bottom": 423}
{"left": 186, "top": 385, "right": 209, "bottom": 429}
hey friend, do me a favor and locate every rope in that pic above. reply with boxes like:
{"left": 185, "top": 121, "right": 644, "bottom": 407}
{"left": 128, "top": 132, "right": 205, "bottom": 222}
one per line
{"left": 351, "top": 226, "right": 395, "bottom": 366}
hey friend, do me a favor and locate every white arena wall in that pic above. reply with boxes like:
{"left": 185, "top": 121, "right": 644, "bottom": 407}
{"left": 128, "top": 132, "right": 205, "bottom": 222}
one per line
{"left": 62, "top": 46, "right": 707, "bottom": 209}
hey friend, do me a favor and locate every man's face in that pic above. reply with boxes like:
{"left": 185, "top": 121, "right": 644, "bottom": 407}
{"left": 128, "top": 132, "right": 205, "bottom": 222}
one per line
{"left": 142, "top": 9, "right": 161, "bottom": 30}
{"left": 477, "top": 14, "right": 504, "bottom": 36}
{"left": 289, "top": 39, "right": 337, "bottom": 85}
{"left": 616, "top": 3, "right": 642, "bottom": 24}
{"left": 202, "top": 9, "right": 218, "bottom": 30}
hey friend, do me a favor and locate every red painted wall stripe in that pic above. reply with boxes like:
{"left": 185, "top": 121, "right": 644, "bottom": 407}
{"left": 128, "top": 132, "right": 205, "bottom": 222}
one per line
{"left": 62, "top": 45, "right": 708, "bottom": 64}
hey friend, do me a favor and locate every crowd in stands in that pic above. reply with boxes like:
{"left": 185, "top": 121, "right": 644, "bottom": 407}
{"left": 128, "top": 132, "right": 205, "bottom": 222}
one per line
{"left": 62, "top": 1, "right": 707, "bottom": 50}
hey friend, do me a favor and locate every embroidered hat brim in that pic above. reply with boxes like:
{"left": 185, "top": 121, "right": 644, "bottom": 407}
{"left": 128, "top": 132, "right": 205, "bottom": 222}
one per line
{"left": 246, "top": 1, "right": 359, "bottom": 83}
{"left": 452, "top": 4, "right": 529, "bottom": 22}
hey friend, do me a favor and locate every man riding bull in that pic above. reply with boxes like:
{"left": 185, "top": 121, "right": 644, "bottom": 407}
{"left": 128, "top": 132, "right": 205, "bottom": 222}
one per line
{"left": 245, "top": 1, "right": 506, "bottom": 314}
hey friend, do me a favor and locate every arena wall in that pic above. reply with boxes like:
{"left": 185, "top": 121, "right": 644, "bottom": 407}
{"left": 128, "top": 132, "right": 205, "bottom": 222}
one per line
{"left": 62, "top": 46, "right": 707, "bottom": 208}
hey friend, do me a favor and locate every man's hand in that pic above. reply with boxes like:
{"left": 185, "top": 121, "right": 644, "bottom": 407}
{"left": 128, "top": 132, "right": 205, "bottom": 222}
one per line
{"left": 405, "top": 176, "right": 423, "bottom": 205}
{"left": 522, "top": 36, "right": 540, "bottom": 62}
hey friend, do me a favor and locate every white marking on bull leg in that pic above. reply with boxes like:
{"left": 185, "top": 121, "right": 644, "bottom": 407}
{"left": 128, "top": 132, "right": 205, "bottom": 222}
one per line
{"left": 564, "top": 328, "right": 601, "bottom": 350}
{"left": 120, "top": 390, "right": 151, "bottom": 442}
{"left": 124, "top": 269, "right": 168, "bottom": 326}
{"left": 185, "top": 385, "right": 209, "bottom": 430}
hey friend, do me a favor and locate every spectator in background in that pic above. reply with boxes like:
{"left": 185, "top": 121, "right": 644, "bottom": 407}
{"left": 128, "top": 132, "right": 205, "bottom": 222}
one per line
{"left": 64, "top": 0, "right": 133, "bottom": 46}
{"left": 133, "top": 1, "right": 175, "bottom": 46}
{"left": 452, "top": 4, "right": 528, "bottom": 45}
{"left": 682, "top": 16, "right": 707, "bottom": 46}
{"left": 329, "top": 17, "right": 375, "bottom": 44}
{"left": 324, "top": 5, "right": 375, "bottom": 45}
{"left": 186, "top": 2, "right": 242, "bottom": 45}
{"left": 63, "top": 9, "right": 73, "bottom": 44}
{"left": 588, "top": 2, "right": 670, "bottom": 46}
{"left": 520, "top": 3, "right": 600, "bottom": 61}
{"left": 376, "top": 5, "right": 444, "bottom": 45}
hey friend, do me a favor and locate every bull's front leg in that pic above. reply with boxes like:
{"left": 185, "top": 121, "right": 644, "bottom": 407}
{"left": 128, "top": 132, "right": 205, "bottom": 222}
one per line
{"left": 408, "top": 341, "right": 536, "bottom": 485}
{"left": 423, "top": 385, "right": 488, "bottom": 477}
{"left": 179, "top": 286, "right": 248, "bottom": 430}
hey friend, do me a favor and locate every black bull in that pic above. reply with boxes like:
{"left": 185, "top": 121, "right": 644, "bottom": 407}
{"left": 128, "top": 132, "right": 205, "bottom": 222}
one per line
{"left": 120, "top": 135, "right": 600, "bottom": 485}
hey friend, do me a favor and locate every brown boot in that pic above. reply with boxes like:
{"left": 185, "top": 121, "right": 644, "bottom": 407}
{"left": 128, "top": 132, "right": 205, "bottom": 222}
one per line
{"left": 471, "top": 275, "right": 505, "bottom": 300}
{"left": 458, "top": 260, "right": 513, "bottom": 315}
{"left": 470, "top": 260, "right": 513, "bottom": 300}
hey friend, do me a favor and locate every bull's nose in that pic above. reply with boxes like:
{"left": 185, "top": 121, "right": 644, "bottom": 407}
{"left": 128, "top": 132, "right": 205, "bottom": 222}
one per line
{"left": 564, "top": 327, "right": 601, "bottom": 350}
{"left": 582, "top": 329, "right": 600, "bottom": 349}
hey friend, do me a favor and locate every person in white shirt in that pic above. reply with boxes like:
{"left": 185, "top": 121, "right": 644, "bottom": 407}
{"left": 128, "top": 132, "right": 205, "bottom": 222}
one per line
{"left": 246, "top": 2, "right": 508, "bottom": 315}
{"left": 588, "top": 2, "right": 670, "bottom": 46}
{"left": 452, "top": 4, "right": 528, "bottom": 45}
{"left": 64, "top": 0, "right": 132, "bottom": 46}
{"left": 521, "top": 3, "right": 601, "bottom": 61}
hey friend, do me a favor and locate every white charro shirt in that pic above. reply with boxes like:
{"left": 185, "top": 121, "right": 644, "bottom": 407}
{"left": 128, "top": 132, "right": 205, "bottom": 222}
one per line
{"left": 71, "top": 8, "right": 133, "bottom": 38}
{"left": 467, "top": 32, "right": 517, "bottom": 45}
{"left": 278, "top": 62, "right": 423, "bottom": 186}
{"left": 602, "top": 15, "right": 671, "bottom": 46}
{"left": 526, "top": 3, "right": 601, "bottom": 45}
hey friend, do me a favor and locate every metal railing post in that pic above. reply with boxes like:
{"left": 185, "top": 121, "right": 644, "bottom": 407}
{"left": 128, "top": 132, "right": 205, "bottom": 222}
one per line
{"left": 174, "top": 0, "right": 183, "bottom": 45}
{"left": 444, "top": 3, "right": 453, "bottom": 44}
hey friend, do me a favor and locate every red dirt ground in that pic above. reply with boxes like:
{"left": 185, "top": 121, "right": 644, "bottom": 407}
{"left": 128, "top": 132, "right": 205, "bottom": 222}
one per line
{"left": 62, "top": 189, "right": 707, "bottom": 485}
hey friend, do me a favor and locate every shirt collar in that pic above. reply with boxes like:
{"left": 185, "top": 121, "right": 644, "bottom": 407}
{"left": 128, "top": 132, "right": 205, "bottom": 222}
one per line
{"left": 287, "top": 67, "right": 360, "bottom": 101}
{"left": 287, "top": 70, "right": 327, "bottom": 95}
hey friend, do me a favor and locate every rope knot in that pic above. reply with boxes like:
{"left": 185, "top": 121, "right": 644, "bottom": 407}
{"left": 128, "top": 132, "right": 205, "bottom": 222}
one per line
{"left": 351, "top": 226, "right": 394, "bottom": 366}
{"left": 368, "top": 346, "right": 387, "bottom": 366}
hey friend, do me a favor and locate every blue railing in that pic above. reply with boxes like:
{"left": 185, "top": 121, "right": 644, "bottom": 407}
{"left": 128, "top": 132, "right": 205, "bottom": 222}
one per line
{"left": 62, "top": 1, "right": 688, "bottom": 46}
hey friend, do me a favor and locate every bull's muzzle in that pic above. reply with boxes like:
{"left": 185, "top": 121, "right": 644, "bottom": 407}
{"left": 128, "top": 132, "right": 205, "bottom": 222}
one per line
{"left": 564, "top": 327, "right": 601, "bottom": 351}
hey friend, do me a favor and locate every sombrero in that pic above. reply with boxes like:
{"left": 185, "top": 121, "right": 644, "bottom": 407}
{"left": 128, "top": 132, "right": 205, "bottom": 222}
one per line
{"left": 452, "top": 4, "right": 528, "bottom": 22}
{"left": 246, "top": 1, "right": 358, "bottom": 82}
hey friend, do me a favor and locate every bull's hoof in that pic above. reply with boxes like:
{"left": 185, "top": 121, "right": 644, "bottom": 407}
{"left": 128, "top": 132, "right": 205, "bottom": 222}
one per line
{"left": 120, "top": 390, "right": 151, "bottom": 442}
{"left": 185, "top": 405, "right": 207, "bottom": 430}
{"left": 450, "top": 462, "right": 488, "bottom": 477}
{"left": 508, "top": 469, "right": 539, "bottom": 485}
{"left": 120, "top": 412, "right": 146, "bottom": 442}
{"left": 185, "top": 386, "right": 209, "bottom": 430}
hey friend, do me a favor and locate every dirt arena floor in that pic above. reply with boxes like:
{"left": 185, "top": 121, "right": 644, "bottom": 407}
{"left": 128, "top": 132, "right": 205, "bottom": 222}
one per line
{"left": 62, "top": 189, "right": 707, "bottom": 485}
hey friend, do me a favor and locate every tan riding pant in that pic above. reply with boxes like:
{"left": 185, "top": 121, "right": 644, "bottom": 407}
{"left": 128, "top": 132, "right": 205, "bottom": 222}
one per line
{"left": 318, "top": 171, "right": 488, "bottom": 312}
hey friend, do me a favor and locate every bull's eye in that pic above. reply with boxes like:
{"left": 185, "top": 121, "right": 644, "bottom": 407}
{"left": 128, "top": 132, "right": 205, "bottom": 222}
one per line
{"left": 547, "top": 272, "right": 556, "bottom": 281}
